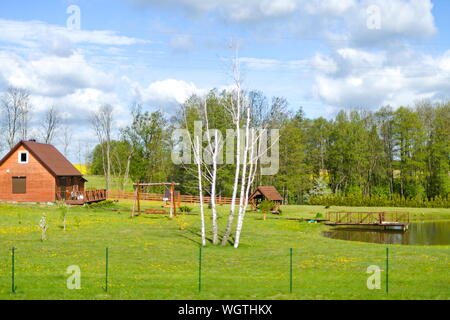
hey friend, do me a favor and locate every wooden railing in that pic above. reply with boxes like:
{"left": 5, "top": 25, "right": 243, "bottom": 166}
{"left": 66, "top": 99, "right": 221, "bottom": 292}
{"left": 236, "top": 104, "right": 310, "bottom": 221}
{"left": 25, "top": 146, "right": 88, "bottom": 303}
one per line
{"left": 84, "top": 189, "right": 107, "bottom": 203}
{"left": 56, "top": 189, "right": 107, "bottom": 204}
{"left": 326, "top": 212, "right": 410, "bottom": 225}
{"left": 107, "top": 190, "right": 240, "bottom": 205}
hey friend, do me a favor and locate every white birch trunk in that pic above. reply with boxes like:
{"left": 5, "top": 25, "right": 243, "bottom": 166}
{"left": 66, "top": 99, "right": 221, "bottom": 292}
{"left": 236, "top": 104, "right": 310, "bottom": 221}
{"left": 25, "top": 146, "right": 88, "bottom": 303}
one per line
{"left": 234, "top": 106, "right": 252, "bottom": 248}
{"left": 221, "top": 59, "right": 242, "bottom": 245}
{"left": 209, "top": 132, "right": 219, "bottom": 244}
{"left": 203, "top": 101, "right": 219, "bottom": 245}
{"left": 195, "top": 136, "right": 207, "bottom": 246}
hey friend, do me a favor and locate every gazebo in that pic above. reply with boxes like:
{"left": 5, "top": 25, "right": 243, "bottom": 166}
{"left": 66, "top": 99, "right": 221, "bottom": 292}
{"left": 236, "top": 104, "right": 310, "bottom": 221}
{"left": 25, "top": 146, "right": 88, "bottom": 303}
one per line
{"left": 249, "top": 186, "right": 283, "bottom": 212}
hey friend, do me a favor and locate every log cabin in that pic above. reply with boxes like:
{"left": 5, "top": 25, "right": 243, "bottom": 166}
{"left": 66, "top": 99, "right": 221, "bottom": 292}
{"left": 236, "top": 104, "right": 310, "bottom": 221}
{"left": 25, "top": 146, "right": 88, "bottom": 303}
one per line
{"left": 0, "top": 140, "right": 106, "bottom": 204}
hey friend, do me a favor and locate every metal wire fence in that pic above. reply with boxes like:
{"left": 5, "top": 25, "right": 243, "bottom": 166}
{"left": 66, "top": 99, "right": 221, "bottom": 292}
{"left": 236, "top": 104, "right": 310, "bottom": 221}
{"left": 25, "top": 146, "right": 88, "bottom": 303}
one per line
{"left": 0, "top": 245, "right": 448, "bottom": 299}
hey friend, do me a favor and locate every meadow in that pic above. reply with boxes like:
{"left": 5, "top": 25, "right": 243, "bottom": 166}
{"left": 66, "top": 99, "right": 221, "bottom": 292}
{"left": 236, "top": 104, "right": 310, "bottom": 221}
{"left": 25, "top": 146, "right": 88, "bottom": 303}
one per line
{"left": 0, "top": 200, "right": 449, "bottom": 300}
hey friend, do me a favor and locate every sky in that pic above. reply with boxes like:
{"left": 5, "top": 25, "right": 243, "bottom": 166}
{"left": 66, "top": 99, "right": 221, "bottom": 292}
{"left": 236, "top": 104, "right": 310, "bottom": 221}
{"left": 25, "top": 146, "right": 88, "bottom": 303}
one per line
{"left": 0, "top": 0, "right": 450, "bottom": 161}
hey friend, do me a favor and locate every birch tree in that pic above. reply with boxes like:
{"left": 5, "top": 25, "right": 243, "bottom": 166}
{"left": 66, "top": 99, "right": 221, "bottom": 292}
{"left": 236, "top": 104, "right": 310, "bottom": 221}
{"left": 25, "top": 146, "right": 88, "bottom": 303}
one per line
{"left": 194, "top": 135, "right": 207, "bottom": 246}
{"left": 219, "top": 49, "right": 280, "bottom": 247}
{"left": 202, "top": 100, "right": 223, "bottom": 245}
{"left": 179, "top": 103, "right": 208, "bottom": 246}
{"left": 221, "top": 52, "right": 244, "bottom": 246}
{"left": 233, "top": 127, "right": 264, "bottom": 248}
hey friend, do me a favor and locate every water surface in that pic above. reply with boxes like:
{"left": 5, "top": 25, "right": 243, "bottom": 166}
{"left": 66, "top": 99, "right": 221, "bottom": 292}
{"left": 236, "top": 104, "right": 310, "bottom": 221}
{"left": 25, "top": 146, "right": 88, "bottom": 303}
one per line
{"left": 323, "top": 221, "right": 450, "bottom": 245}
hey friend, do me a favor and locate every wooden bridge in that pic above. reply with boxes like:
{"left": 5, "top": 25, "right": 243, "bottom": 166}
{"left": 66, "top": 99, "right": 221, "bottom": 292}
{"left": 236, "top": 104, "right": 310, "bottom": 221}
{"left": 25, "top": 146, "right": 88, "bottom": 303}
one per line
{"left": 325, "top": 212, "right": 410, "bottom": 231}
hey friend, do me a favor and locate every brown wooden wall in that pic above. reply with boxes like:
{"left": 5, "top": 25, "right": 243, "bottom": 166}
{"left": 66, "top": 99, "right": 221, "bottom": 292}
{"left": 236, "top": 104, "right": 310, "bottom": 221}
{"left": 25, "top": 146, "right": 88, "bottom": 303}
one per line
{"left": 0, "top": 145, "right": 56, "bottom": 202}
{"left": 55, "top": 176, "right": 85, "bottom": 197}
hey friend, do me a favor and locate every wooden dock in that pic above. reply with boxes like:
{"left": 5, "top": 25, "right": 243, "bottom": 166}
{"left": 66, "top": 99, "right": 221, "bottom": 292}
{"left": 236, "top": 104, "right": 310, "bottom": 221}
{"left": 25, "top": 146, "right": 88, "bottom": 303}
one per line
{"left": 325, "top": 212, "right": 410, "bottom": 231}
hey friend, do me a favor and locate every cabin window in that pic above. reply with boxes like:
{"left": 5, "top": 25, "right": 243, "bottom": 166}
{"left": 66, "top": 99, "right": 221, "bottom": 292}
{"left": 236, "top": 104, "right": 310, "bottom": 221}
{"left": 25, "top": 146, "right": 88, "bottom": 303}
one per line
{"left": 18, "top": 151, "right": 28, "bottom": 164}
{"left": 12, "top": 177, "right": 26, "bottom": 194}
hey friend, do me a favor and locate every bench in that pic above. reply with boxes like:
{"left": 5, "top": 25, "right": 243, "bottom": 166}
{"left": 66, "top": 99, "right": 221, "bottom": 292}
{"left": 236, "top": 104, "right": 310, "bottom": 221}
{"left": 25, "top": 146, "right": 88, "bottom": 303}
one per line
{"left": 144, "top": 209, "right": 167, "bottom": 215}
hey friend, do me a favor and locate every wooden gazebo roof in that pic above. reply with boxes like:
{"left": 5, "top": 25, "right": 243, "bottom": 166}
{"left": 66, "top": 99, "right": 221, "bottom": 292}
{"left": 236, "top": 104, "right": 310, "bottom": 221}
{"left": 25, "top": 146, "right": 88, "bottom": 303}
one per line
{"left": 249, "top": 186, "right": 283, "bottom": 201}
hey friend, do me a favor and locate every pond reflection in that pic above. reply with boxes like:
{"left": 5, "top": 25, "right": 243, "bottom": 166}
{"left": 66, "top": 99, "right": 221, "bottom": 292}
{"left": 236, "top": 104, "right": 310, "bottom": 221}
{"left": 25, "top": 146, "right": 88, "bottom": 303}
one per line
{"left": 323, "top": 221, "right": 450, "bottom": 245}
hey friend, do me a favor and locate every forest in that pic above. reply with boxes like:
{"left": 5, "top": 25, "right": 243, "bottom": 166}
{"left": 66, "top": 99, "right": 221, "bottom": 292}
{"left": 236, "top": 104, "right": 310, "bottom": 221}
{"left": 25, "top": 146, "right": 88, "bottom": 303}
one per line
{"left": 88, "top": 89, "right": 450, "bottom": 207}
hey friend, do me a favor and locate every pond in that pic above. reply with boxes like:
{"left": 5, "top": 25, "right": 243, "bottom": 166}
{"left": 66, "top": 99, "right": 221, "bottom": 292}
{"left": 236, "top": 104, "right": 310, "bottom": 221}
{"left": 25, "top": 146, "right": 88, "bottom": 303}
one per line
{"left": 322, "top": 220, "right": 450, "bottom": 245}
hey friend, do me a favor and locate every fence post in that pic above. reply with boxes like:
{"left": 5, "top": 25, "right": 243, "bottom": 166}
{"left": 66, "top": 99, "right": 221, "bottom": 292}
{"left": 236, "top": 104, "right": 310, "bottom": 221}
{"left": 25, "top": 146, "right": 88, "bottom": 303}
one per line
{"left": 105, "top": 247, "right": 109, "bottom": 292}
{"left": 11, "top": 247, "right": 15, "bottom": 294}
{"left": 386, "top": 247, "right": 389, "bottom": 295}
{"left": 289, "top": 248, "right": 293, "bottom": 294}
{"left": 198, "top": 247, "right": 202, "bottom": 293}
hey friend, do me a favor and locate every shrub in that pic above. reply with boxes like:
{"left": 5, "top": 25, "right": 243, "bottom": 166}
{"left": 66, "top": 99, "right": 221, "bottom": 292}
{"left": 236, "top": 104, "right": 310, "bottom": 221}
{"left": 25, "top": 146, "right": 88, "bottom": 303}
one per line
{"left": 179, "top": 206, "right": 193, "bottom": 213}
{"left": 259, "top": 200, "right": 275, "bottom": 220}
{"left": 87, "top": 200, "right": 116, "bottom": 208}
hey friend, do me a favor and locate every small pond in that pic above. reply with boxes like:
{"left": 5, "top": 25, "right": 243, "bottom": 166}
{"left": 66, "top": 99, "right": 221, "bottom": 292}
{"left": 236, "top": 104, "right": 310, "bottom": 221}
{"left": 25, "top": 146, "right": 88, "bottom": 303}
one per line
{"left": 323, "top": 220, "right": 450, "bottom": 245}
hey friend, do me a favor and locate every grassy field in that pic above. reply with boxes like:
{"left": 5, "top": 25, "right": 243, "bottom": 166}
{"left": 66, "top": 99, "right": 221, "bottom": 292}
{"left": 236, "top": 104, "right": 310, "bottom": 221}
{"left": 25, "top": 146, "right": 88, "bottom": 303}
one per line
{"left": 0, "top": 201, "right": 448, "bottom": 300}
{"left": 84, "top": 175, "right": 134, "bottom": 192}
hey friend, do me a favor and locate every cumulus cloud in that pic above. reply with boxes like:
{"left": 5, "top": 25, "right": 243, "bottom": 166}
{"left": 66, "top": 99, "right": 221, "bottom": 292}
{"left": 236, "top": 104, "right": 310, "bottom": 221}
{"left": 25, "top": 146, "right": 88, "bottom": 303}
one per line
{"left": 0, "top": 17, "right": 201, "bottom": 138}
{"left": 132, "top": 0, "right": 436, "bottom": 45}
{"left": 311, "top": 47, "right": 450, "bottom": 109}
{"left": 0, "top": 51, "right": 115, "bottom": 97}
{"left": 130, "top": 78, "right": 204, "bottom": 111}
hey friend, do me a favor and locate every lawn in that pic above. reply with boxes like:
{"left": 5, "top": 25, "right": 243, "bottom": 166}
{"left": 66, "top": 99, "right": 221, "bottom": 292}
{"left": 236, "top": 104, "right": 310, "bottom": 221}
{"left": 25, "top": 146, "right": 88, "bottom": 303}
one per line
{"left": 0, "top": 201, "right": 448, "bottom": 300}
{"left": 84, "top": 175, "right": 134, "bottom": 192}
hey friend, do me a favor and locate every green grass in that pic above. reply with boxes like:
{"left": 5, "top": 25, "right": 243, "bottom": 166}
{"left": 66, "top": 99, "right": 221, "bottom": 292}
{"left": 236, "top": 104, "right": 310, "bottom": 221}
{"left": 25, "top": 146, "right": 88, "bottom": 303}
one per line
{"left": 0, "top": 201, "right": 449, "bottom": 300}
{"left": 84, "top": 175, "right": 135, "bottom": 192}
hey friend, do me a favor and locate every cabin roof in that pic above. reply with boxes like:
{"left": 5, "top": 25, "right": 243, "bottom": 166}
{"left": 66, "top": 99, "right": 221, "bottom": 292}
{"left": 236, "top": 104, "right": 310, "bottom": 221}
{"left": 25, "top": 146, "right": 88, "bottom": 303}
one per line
{"left": 249, "top": 186, "right": 283, "bottom": 201}
{"left": 0, "top": 140, "right": 82, "bottom": 177}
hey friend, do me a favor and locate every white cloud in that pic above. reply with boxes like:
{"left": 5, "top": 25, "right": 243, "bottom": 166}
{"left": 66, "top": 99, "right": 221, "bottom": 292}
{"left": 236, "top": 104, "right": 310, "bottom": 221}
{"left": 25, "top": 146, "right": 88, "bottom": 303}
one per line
{"left": 304, "top": 0, "right": 356, "bottom": 15}
{"left": 133, "top": 0, "right": 436, "bottom": 45}
{"left": 133, "top": 79, "right": 203, "bottom": 109}
{"left": 345, "top": 0, "right": 437, "bottom": 46}
{"left": 0, "top": 51, "right": 115, "bottom": 97}
{"left": 311, "top": 47, "right": 450, "bottom": 109}
{"left": 311, "top": 53, "right": 339, "bottom": 74}
{"left": 0, "top": 19, "right": 149, "bottom": 51}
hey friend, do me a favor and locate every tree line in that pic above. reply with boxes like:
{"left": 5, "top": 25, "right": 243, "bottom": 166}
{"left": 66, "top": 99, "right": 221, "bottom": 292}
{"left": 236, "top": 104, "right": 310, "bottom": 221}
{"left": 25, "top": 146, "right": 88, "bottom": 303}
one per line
{"left": 1, "top": 86, "right": 448, "bottom": 208}
{"left": 88, "top": 89, "right": 449, "bottom": 206}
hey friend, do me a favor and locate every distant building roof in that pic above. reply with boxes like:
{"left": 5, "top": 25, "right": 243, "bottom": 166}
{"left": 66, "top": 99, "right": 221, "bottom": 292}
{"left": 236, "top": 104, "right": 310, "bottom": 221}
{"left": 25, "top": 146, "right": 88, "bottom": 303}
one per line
{"left": 0, "top": 140, "right": 82, "bottom": 177}
{"left": 249, "top": 186, "right": 283, "bottom": 201}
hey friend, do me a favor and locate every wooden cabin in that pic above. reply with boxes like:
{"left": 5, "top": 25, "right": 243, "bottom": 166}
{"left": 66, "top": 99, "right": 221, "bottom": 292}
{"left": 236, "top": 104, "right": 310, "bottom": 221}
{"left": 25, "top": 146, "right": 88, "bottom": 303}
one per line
{"left": 249, "top": 186, "right": 283, "bottom": 212}
{"left": 0, "top": 140, "right": 106, "bottom": 204}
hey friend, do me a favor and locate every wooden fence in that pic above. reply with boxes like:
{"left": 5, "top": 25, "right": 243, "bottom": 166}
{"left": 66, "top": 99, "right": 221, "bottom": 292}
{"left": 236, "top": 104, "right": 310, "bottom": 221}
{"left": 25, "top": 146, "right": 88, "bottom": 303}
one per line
{"left": 326, "top": 212, "right": 410, "bottom": 225}
{"left": 107, "top": 190, "right": 240, "bottom": 205}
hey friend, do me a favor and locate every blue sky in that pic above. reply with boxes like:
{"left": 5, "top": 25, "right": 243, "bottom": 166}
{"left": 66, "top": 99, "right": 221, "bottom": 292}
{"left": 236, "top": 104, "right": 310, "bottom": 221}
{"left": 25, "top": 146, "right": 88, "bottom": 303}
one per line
{"left": 0, "top": 0, "right": 450, "bottom": 160}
